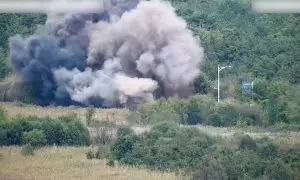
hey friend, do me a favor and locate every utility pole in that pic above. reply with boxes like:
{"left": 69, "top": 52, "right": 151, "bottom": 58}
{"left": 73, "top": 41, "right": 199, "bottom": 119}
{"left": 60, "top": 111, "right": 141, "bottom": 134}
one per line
{"left": 218, "top": 64, "right": 231, "bottom": 102}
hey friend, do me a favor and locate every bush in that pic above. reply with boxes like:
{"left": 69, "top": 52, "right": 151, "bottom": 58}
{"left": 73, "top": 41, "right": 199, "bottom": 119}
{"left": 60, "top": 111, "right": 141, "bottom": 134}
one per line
{"left": 86, "top": 149, "right": 95, "bottom": 159}
{"left": 239, "top": 135, "right": 257, "bottom": 151}
{"left": 21, "top": 129, "right": 46, "bottom": 148}
{"left": 0, "top": 106, "right": 7, "bottom": 121}
{"left": 95, "top": 146, "right": 110, "bottom": 159}
{"left": 183, "top": 95, "right": 216, "bottom": 125}
{"left": 109, "top": 123, "right": 296, "bottom": 179}
{"left": 106, "top": 156, "right": 115, "bottom": 167}
{"left": 85, "top": 107, "right": 95, "bottom": 126}
{"left": 264, "top": 159, "right": 293, "bottom": 180}
{"left": 0, "top": 115, "right": 90, "bottom": 146}
{"left": 110, "top": 127, "right": 137, "bottom": 165}
{"left": 92, "top": 127, "right": 114, "bottom": 146}
{"left": 134, "top": 98, "right": 183, "bottom": 125}
{"left": 133, "top": 94, "right": 264, "bottom": 127}
{"left": 21, "top": 144, "right": 35, "bottom": 156}
{"left": 192, "top": 155, "right": 227, "bottom": 180}
{"left": 111, "top": 124, "right": 216, "bottom": 170}
{"left": 259, "top": 142, "right": 279, "bottom": 158}
{"left": 0, "top": 128, "right": 7, "bottom": 145}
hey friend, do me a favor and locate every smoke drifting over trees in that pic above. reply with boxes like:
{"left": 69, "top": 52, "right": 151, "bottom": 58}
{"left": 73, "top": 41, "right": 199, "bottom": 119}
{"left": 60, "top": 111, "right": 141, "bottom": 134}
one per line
{"left": 9, "top": 0, "right": 204, "bottom": 107}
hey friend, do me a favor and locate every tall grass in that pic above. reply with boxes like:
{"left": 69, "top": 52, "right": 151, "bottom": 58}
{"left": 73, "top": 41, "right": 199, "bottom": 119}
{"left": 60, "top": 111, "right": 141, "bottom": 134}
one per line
{"left": 0, "top": 146, "right": 178, "bottom": 180}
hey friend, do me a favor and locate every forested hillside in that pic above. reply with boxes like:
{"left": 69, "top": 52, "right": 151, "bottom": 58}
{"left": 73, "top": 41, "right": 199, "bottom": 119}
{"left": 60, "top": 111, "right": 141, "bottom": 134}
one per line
{"left": 170, "top": 0, "right": 300, "bottom": 83}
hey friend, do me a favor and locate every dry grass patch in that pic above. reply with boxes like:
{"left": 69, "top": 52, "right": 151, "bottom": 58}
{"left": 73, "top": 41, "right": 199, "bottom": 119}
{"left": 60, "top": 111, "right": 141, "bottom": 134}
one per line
{"left": 0, "top": 146, "right": 178, "bottom": 180}
{"left": 0, "top": 102, "right": 129, "bottom": 125}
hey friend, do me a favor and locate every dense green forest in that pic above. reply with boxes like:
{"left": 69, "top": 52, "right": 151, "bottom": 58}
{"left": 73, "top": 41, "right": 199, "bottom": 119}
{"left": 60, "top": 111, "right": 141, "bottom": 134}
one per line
{"left": 0, "top": 0, "right": 299, "bottom": 124}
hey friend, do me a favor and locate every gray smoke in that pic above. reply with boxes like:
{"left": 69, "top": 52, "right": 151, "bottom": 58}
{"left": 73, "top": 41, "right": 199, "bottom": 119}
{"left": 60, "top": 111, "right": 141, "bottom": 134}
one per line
{"left": 9, "top": 0, "right": 204, "bottom": 107}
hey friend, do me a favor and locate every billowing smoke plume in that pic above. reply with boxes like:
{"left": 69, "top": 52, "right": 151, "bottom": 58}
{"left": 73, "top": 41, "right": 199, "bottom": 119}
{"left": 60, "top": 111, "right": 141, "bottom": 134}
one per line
{"left": 9, "top": 0, "right": 204, "bottom": 107}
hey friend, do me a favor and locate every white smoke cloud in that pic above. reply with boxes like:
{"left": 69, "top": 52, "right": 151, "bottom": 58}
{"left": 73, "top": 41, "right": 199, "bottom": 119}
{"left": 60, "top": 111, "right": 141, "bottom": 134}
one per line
{"left": 10, "top": 0, "right": 204, "bottom": 107}
{"left": 62, "top": 0, "right": 203, "bottom": 105}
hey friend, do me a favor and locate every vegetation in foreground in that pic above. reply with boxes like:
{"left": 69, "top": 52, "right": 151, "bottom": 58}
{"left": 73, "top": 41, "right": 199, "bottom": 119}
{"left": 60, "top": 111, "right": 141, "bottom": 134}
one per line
{"left": 0, "top": 146, "right": 177, "bottom": 180}
{"left": 0, "top": 102, "right": 299, "bottom": 180}
{"left": 131, "top": 93, "right": 300, "bottom": 129}
{"left": 0, "top": 110, "right": 90, "bottom": 147}
{"left": 106, "top": 123, "right": 300, "bottom": 180}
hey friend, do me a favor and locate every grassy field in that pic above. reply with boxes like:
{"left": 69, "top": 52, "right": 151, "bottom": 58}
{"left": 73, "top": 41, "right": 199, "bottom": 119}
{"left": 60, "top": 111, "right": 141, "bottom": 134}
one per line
{"left": 0, "top": 146, "right": 178, "bottom": 180}
{"left": 0, "top": 102, "right": 128, "bottom": 125}
{"left": 1, "top": 101, "right": 300, "bottom": 150}
{"left": 0, "top": 103, "right": 179, "bottom": 180}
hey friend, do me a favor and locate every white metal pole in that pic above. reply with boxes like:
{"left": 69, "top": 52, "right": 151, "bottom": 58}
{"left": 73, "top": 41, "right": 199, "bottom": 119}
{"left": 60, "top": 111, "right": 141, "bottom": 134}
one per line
{"left": 218, "top": 64, "right": 220, "bottom": 103}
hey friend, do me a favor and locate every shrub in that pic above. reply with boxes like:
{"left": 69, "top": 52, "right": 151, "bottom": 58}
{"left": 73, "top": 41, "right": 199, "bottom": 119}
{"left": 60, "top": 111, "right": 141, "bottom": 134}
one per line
{"left": 86, "top": 149, "right": 95, "bottom": 159}
{"left": 21, "top": 129, "right": 46, "bottom": 148}
{"left": 41, "top": 118, "right": 65, "bottom": 145}
{"left": 109, "top": 123, "right": 296, "bottom": 179}
{"left": 0, "top": 128, "right": 7, "bottom": 145}
{"left": 111, "top": 124, "right": 216, "bottom": 170}
{"left": 110, "top": 127, "right": 137, "bottom": 165}
{"left": 85, "top": 107, "right": 95, "bottom": 126}
{"left": 133, "top": 94, "right": 264, "bottom": 127}
{"left": 0, "top": 106, "right": 7, "bottom": 121}
{"left": 259, "top": 142, "right": 279, "bottom": 159}
{"left": 194, "top": 72, "right": 212, "bottom": 94}
{"left": 21, "top": 144, "right": 35, "bottom": 156}
{"left": 95, "top": 146, "right": 110, "bottom": 159}
{"left": 92, "top": 127, "right": 114, "bottom": 146}
{"left": 0, "top": 120, "right": 23, "bottom": 145}
{"left": 0, "top": 115, "right": 90, "bottom": 146}
{"left": 106, "top": 156, "right": 115, "bottom": 167}
{"left": 264, "top": 159, "right": 293, "bottom": 180}
{"left": 192, "top": 155, "right": 227, "bottom": 180}
{"left": 183, "top": 95, "right": 216, "bottom": 125}
{"left": 62, "top": 117, "right": 90, "bottom": 146}
{"left": 135, "top": 98, "right": 183, "bottom": 125}
{"left": 239, "top": 135, "right": 257, "bottom": 151}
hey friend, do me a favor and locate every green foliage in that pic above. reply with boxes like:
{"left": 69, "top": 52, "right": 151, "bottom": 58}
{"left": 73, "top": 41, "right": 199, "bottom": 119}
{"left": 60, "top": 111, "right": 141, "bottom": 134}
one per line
{"left": 21, "top": 144, "right": 35, "bottom": 156}
{"left": 95, "top": 146, "right": 110, "bottom": 159}
{"left": 86, "top": 149, "right": 95, "bottom": 159}
{"left": 91, "top": 126, "right": 114, "bottom": 146}
{"left": 0, "top": 13, "right": 46, "bottom": 77}
{"left": 239, "top": 135, "right": 257, "bottom": 151}
{"left": 133, "top": 94, "right": 263, "bottom": 127}
{"left": 21, "top": 129, "right": 46, "bottom": 148}
{"left": 86, "top": 146, "right": 110, "bottom": 160}
{"left": 191, "top": 155, "right": 227, "bottom": 180}
{"left": 251, "top": 80, "right": 300, "bottom": 125}
{"left": 85, "top": 107, "right": 95, "bottom": 126}
{"left": 168, "top": 0, "right": 300, "bottom": 84}
{"left": 133, "top": 98, "right": 184, "bottom": 125}
{"left": 0, "top": 106, "right": 7, "bottom": 121}
{"left": 111, "top": 127, "right": 137, "bottom": 165}
{"left": 281, "top": 151, "right": 300, "bottom": 178}
{"left": 0, "top": 115, "right": 90, "bottom": 146}
{"left": 110, "top": 124, "right": 296, "bottom": 179}
{"left": 111, "top": 124, "right": 216, "bottom": 170}
{"left": 194, "top": 72, "right": 211, "bottom": 94}
{"left": 106, "top": 156, "right": 115, "bottom": 167}
{"left": 264, "top": 159, "right": 293, "bottom": 180}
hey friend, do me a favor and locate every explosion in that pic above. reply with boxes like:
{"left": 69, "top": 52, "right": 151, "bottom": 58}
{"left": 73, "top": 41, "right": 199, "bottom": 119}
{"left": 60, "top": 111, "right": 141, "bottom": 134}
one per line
{"left": 9, "top": 0, "right": 204, "bottom": 107}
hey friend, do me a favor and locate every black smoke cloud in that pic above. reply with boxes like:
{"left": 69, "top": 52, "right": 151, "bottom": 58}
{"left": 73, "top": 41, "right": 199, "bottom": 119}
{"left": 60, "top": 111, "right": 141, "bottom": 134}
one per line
{"left": 9, "top": 0, "right": 204, "bottom": 107}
